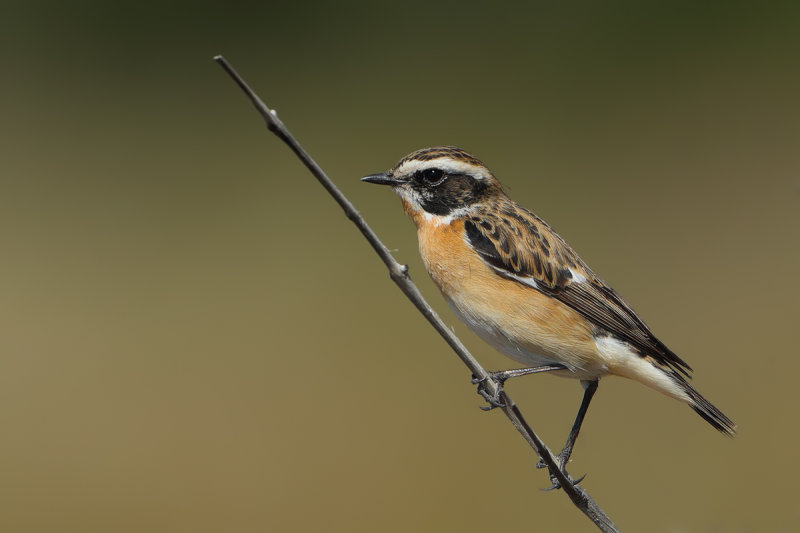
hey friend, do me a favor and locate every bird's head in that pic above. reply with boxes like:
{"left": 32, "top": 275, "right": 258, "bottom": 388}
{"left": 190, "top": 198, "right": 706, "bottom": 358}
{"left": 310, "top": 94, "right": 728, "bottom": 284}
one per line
{"left": 362, "top": 146, "right": 504, "bottom": 221}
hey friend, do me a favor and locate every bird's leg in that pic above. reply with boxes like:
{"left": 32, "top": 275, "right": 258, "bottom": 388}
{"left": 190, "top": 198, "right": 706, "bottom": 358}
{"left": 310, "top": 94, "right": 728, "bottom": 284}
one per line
{"left": 538, "top": 379, "right": 599, "bottom": 489}
{"left": 472, "top": 364, "right": 567, "bottom": 410}
{"left": 556, "top": 379, "right": 599, "bottom": 466}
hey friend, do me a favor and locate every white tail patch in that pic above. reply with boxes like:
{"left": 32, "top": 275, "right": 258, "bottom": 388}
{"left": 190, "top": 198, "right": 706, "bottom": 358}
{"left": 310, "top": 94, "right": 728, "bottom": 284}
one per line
{"left": 594, "top": 335, "right": 689, "bottom": 403}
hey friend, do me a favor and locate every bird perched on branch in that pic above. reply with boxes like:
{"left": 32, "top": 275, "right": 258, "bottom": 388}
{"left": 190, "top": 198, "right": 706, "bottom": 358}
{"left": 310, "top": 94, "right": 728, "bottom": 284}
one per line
{"left": 363, "top": 146, "right": 735, "bottom": 486}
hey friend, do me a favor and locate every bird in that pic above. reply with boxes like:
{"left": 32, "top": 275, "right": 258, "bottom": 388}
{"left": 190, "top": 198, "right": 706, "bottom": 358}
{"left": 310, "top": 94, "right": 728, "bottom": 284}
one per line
{"left": 362, "top": 146, "right": 735, "bottom": 486}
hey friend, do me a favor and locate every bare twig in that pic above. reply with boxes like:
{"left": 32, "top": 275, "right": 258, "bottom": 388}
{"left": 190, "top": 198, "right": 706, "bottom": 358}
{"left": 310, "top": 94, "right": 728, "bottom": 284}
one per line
{"left": 214, "top": 55, "right": 620, "bottom": 533}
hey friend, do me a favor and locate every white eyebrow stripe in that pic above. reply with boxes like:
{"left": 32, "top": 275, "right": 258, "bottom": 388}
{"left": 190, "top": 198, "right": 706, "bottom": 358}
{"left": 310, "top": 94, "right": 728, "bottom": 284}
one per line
{"left": 396, "top": 158, "right": 490, "bottom": 181}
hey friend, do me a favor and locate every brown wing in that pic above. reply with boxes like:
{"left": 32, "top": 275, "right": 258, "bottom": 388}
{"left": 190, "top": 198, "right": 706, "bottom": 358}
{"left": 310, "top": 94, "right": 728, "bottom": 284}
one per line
{"left": 464, "top": 202, "right": 692, "bottom": 376}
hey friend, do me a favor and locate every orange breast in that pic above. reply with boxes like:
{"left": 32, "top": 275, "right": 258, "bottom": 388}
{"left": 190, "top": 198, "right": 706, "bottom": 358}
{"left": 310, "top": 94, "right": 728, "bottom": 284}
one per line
{"left": 413, "top": 213, "right": 601, "bottom": 375}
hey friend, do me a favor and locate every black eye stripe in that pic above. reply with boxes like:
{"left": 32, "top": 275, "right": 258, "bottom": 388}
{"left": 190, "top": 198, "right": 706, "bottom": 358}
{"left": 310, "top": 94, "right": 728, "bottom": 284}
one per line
{"left": 407, "top": 170, "right": 493, "bottom": 216}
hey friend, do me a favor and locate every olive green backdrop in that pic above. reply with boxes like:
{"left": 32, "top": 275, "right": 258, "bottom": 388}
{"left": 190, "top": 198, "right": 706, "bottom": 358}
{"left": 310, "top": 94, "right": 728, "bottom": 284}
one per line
{"left": 2, "top": 1, "right": 799, "bottom": 531}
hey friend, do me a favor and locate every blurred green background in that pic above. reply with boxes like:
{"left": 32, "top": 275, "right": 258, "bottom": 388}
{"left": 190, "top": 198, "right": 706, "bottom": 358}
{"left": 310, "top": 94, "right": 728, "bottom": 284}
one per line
{"left": 2, "top": 1, "right": 799, "bottom": 531}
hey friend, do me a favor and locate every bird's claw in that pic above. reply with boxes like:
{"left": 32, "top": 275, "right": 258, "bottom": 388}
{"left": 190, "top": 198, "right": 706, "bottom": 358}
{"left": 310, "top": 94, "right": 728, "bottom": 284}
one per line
{"left": 473, "top": 374, "right": 506, "bottom": 410}
{"left": 536, "top": 449, "right": 569, "bottom": 470}
{"left": 542, "top": 472, "right": 586, "bottom": 491}
{"left": 535, "top": 452, "right": 585, "bottom": 490}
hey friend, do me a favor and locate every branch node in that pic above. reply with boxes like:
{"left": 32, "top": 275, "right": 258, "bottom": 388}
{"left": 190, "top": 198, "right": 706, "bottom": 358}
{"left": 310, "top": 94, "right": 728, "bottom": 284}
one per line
{"left": 389, "top": 264, "right": 409, "bottom": 283}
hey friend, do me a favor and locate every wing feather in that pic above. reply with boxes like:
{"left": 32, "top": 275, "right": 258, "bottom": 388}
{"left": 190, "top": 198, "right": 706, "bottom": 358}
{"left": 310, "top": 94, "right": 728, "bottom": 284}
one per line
{"left": 464, "top": 202, "right": 692, "bottom": 376}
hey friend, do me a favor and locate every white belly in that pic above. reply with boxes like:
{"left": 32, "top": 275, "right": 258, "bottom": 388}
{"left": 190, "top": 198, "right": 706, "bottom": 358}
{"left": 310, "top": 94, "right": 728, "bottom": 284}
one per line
{"left": 446, "top": 297, "right": 575, "bottom": 370}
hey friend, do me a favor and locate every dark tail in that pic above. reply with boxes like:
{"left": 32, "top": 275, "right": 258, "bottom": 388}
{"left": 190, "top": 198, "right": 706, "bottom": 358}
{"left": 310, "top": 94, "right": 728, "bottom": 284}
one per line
{"left": 672, "top": 373, "right": 736, "bottom": 436}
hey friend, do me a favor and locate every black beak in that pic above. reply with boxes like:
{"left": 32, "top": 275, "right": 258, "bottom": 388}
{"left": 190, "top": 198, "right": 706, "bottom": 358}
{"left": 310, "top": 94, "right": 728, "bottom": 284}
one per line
{"left": 361, "top": 172, "right": 401, "bottom": 186}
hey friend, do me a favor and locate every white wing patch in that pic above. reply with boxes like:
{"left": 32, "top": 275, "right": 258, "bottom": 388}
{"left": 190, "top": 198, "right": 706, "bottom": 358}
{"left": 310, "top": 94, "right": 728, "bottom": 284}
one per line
{"left": 484, "top": 265, "right": 540, "bottom": 290}
{"left": 568, "top": 268, "right": 587, "bottom": 284}
{"left": 504, "top": 267, "right": 583, "bottom": 290}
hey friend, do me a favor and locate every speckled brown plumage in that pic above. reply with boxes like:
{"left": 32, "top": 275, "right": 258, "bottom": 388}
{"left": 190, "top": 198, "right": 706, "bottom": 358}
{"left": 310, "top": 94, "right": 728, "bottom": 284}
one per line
{"left": 463, "top": 197, "right": 693, "bottom": 378}
{"left": 363, "top": 146, "right": 735, "bottom": 437}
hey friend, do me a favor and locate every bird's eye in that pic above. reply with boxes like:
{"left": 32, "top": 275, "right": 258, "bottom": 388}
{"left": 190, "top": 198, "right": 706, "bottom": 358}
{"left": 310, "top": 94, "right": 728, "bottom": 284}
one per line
{"left": 420, "top": 168, "right": 444, "bottom": 184}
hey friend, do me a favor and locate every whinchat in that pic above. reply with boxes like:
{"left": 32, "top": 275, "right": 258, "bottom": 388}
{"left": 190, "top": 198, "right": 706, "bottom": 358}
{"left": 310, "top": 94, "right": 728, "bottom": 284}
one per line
{"left": 363, "top": 146, "right": 735, "bottom": 482}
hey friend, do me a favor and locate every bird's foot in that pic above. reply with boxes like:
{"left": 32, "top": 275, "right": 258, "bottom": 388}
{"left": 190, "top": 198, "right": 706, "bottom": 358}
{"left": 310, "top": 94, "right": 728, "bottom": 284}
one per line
{"left": 472, "top": 365, "right": 567, "bottom": 411}
{"left": 536, "top": 452, "right": 585, "bottom": 490}
{"left": 471, "top": 373, "right": 506, "bottom": 410}
{"left": 542, "top": 471, "right": 586, "bottom": 492}
{"left": 536, "top": 450, "right": 566, "bottom": 470}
